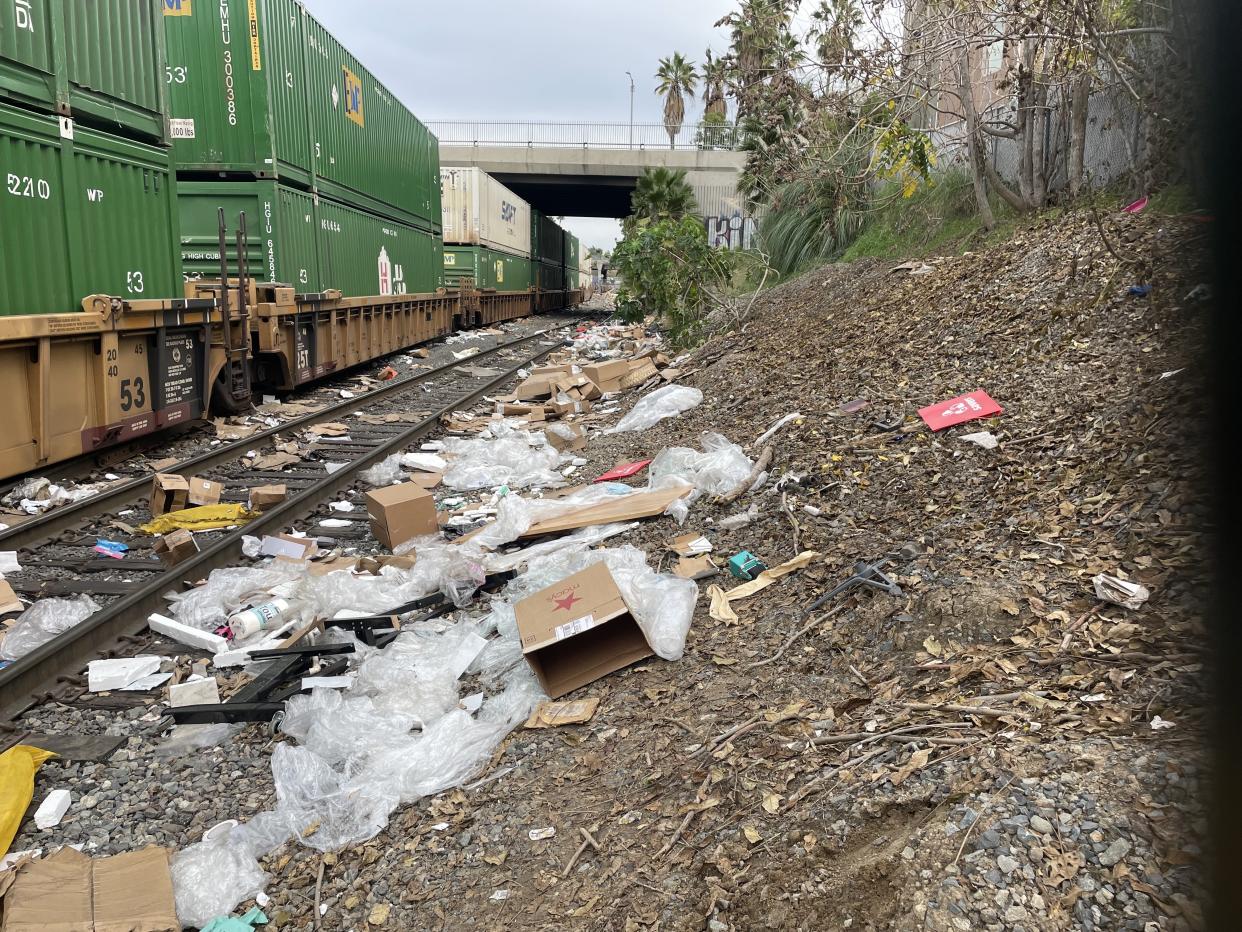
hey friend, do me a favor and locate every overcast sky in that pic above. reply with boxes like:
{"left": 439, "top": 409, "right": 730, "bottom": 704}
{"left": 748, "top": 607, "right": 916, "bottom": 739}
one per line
{"left": 302, "top": 0, "right": 739, "bottom": 251}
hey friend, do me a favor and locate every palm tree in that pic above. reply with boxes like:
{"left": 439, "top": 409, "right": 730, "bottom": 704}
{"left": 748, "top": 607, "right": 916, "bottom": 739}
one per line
{"left": 701, "top": 49, "right": 728, "bottom": 119}
{"left": 655, "top": 52, "right": 697, "bottom": 149}
{"left": 629, "top": 167, "right": 698, "bottom": 223}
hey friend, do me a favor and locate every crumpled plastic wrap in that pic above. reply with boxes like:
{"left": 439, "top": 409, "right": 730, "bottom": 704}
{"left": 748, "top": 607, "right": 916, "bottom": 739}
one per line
{"left": 360, "top": 453, "right": 404, "bottom": 487}
{"left": 440, "top": 423, "right": 563, "bottom": 491}
{"left": 609, "top": 385, "right": 703, "bottom": 433}
{"left": 0, "top": 595, "right": 99, "bottom": 661}
{"left": 171, "top": 832, "right": 270, "bottom": 929}
{"left": 650, "top": 433, "right": 754, "bottom": 498}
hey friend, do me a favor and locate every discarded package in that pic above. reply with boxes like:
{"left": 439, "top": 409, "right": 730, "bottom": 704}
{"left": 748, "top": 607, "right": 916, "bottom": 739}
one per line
{"left": 366, "top": 482, "right": 439, "bottom": 550}
{"left": 609, "top": 385, "right": 703, "bottom": 433}
{"left": 595, "top": 460, "right": 652, "bottom": 483}
{"left": 88, "top": 656, "right": 163, "bottom": 692}
{"left": 545, "top": 423, "right": 587, "bottom": 453}
{"left": 728, "top": 551, "right": 768, "bottom": 581}
{"left": 918, "top": 390, "right": 1003, "bottom": 431}
{"left": 674, "top": 555, "right": 717, "bottom": 580}
{"left": 258, "top": 535, "right": 318, "bottom": 560}
{"left": 581, "top": 360, "right": 632, "bottom": 393}
{"left": 668, "top": 533, "right": 712, "bottom": 556}
{"left": 93, "top": 539, "right": 128, "bottom": 559}
{"left": 187, "top": 477, "right": 224, "bottom": 507}
{"left": 1, "top": 845, "right": 179, "bottom": 932}
{"left": 518, "top": 484, "right": 692, "bottom": 539}
{"left": 0, "top": 580, "right": 22, "bottom": 615}
{"left": 440, "top": 424, "right": 563, "bottom": 491}
{"left": 1092, "top": 574, "right": 1151, "bottom": 610}
{"left": 150, "top": 473, "right": 189, "bottom": 517}
{"left": 140, "top": 504, "right": 255, "bottom": 535}
{"left": 650, "top": 433, "right": 754, "bottom": 498}
{"left": 154, "top": 529, "right": 199, "bottom": 567}
{"left": 225, "top": 599, "right": 292, "bottom": 641}
{"left": 0, "top": 596, "right": 99, "bottom": 662}
{"left": 525, "top": 697, "right": 601, "bottom": 728}
{"left": 248, "top": 484, "right": 287, "bottom": 511}
{"left": 0, "top": 746, "right": 55, "bottom": 859}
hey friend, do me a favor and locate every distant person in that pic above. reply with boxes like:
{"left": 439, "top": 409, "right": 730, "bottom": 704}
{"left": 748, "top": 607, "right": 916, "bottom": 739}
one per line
{"left": 601, "top": 263, "right": 609, "bottom": 282}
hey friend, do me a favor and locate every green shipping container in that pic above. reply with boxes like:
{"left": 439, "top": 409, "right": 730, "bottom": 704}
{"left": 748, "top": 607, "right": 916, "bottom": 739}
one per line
{"left": 0, "top": 0, "right": 169, "bottom": 142}
{"left": 562, "top": 230, "right": 579, "bottom": 278}
{"left": 163, "top": 0, "right": 439, "bottom": 230}
{"left": 530, "top": 208, "right": 566, "bottom": 265}
{"left": 535, "top": 259, "right": 565, "bottom": 293}
{"left": 178, "top": 180, "right": 443, "bottom": 297}
{"left": 0, "top": 101, "right": 181, "bottom": 316}
{"left": 444, "top": 246, "right": 530, "bottom": 293}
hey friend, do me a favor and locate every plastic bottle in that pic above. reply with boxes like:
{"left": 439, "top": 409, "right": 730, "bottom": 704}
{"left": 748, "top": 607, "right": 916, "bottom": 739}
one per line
{"left": 227, "top": 598, "right": 290, "bottom": 640}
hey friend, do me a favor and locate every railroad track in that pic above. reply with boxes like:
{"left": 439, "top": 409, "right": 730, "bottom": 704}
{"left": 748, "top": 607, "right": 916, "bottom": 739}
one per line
{"left": 0, "top": 320, "right": 580, "bottom": 723}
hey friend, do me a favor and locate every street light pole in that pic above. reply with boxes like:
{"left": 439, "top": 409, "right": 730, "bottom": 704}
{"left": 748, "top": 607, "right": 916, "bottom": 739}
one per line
{"left": 625, "top": 71, "right": 634, "bottom": 149}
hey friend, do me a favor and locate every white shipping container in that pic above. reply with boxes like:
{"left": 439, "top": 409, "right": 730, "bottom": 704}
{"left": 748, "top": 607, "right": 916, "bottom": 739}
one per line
{"left": 440, "top": 167, "right": 532, "bottom": 258}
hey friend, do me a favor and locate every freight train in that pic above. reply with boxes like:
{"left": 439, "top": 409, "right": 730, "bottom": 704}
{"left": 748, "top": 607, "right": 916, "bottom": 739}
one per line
{"left": 0, "top": 0, "right": 582, "bottom": 481}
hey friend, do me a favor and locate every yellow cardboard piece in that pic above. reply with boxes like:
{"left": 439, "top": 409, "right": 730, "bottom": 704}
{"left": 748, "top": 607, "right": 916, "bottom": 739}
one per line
{"left": 139, "top": 504, "right": 257, "bottom": 535}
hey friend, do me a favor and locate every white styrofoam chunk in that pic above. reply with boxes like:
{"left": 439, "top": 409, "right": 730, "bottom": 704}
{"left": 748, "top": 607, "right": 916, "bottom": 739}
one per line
{"left": 87, "top": 656, "right": 163, "bottom": 693}
{"left": 34, "top": 790, "right": 71, "bottom": 830}
{"left": 148, "top": 614, "right": 228, "bottom": 654}
{"left": 168, "top": 677, "right": 221, "bottom": 708}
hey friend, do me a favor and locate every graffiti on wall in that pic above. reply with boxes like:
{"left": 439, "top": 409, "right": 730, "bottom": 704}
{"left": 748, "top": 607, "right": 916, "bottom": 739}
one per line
{"left": 705, "top": 213, "right": 757, "bottom": 251}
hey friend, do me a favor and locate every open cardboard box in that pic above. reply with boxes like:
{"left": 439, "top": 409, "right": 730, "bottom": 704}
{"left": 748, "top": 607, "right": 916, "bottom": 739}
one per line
{"left": 582, "top": 360, "right": 631, "bottom": 394}
{"left": 150, "top": 474, "right": 189, "bottom": 517}
{"left": 153, "top": 529, "right": 199, "bottom": 567}
{"left": 514, "top": 562, "right": 653, "bottom": 698}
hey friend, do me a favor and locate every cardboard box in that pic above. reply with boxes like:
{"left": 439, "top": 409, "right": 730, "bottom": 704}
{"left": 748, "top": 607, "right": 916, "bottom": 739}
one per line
{"left": 514, "top": 375, "right": 558, "bottom": 401}
{"left": 514, "top": 562, "right": 654, "bottom": 698}
{"left": 186, "top": 477, "right": 223, "bottom": 507}
{"left": 582, "top": 360, "right": 631, "bottom": 393}
{"left": 0, "top": 845, "right": 178, "bottom": 932}
{"left": 0, "top": 578, "right": 22, "bottom": 615}
{"left": 552, "top": 374, "right": 602, "bottom": 401}
{"left": 153, "top": 529, "right": 199, "bottom": 567}
{"left": 620, "top": 359, "right": 660, "bottom": 389}
{"left": 530, "top": 364, "right": 576, "bottom": 378}
{"left": 499, "top": 402, "right": 546, "bottom": 422}
{"left": 248, "top": 484, "right": 287, "bottom": 511}
{"left": 546, "top": 423, "right": 587, "bottom": 453}
{"left": 549, "top": 396, "right": 593, "bottom": 418}
{"left": 365, "top": 481, "right": 439, "bottom": 550}
{"left": 150, "top": 473, "right": 189, "bottom": 517}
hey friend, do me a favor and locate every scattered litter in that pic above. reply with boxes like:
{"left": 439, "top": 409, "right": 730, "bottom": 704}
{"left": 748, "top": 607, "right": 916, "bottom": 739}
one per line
{"left": 727, "top": 551, "right": 769, "bottom": 581}
{"left": 717, "top": 503, "right": 759, "bottom": 531}
{"left": 87, "top": 656, "right": 163, "bottom": 693}
{"left": 754, "top": 412, "right": 802, "bottom": 447}
{"left": 708, "top": 585, "right": 740, "bottom": 624}
{"left": 154, "top": 529, "right": 199, "bottom": 567}
{"left": 0, "top": 596, "right": 99, "bottom": 662}
{"left": 608, "top": 385, "right": 703, "bottom": 433}
{"left": 460, "top": 692, "right": 485, "bottom": 713}
{"left": 329, "top": 500, "right": 356, "bottom": 513}
{"left": 376, "top": 366, "right": 399, "bottom": 381}
{"left": 201, "top": 906, "right": 269, "bottom": 931}
{"left": 526, "top": 698, "right": 600, "bottom": 728}
{"left": 34, "top": 789, "right": 72, "bottom": 829}
{"left": 527, "top": 827, "right": 556, "bottom": 841}
{"left": 1122, "top": 194, "right": 1149, "bottom": 213}
{"left": 169, "top": 677, "right": 222, "bottom": 708}
{"left": 919, "top": 390, "right": 1003, "bottom": 430}
{"left": 668, "top": 533, "right": 712, "bottom": 556}
{"left": 325, "top": 462, "right": 348, "bottom": 474}
{"left": 674, "top": 554, "right": 718, "bottom": 580}
{"left": 490, "top": 890, "right": 511, "bottom": 901}
{"left": 960, "top": 431, "right": 1000, "bottom": 450}
{"left": 1150, "top": 716, "right": 1176, "bottom": 730}
{"left": 92, "top": 539, "right": 129, "bottom": 560}
{"left": 318, "top": 518, "right": 353, "bottom": 529}
{"left": 594, "top": 460, "right": 652, "bottom": 483}
{"left": 140, "top": 504, "right": 255, "bottom": 535}
{"left": 0, "top": 552, "right": 21, "bottom": 574}
{"left": 1092, "top": 574, "right": 1151, "bottom": 610}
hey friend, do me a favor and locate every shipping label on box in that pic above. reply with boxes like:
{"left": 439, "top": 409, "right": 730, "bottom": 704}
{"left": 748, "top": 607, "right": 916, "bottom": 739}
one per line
{"left": 187, "top": 477, "right": 223, "bottom": 507}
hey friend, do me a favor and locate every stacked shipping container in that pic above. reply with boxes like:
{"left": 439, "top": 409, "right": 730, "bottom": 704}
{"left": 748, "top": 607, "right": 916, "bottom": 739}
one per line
{"left": 164, "top": 0, "right": 443, "bottom": 298}
{"left": 440, "top": 167, "right": 531, "bottom": 293}
{"left": 0, "top": 0, "right": 182, "bottom": 316}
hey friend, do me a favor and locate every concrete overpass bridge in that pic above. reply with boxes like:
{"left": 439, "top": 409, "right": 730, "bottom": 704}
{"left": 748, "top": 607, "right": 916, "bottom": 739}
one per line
{"left": 430, "top": 121, "right": 755, "bottom": 250}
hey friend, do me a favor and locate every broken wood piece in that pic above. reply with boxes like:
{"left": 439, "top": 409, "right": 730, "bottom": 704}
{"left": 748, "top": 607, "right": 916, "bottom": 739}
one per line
{"left": 716, "top": 445, "right": 773, "bottom": 504}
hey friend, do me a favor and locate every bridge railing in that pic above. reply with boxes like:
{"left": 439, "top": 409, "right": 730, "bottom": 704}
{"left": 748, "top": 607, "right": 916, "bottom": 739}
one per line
{"left": 428, "top": 120, "right": 740, "bottom": 151}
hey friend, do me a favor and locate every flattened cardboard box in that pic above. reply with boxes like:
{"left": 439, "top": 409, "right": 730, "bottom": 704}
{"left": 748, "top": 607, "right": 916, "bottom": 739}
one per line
{"left": 514, "top": 562, "right": 654, "bottom": 698}
{"left": 365, "top": 482, "right": 439, "bottom": 550}
{"left": 149, "top": 473, "right": 189, "bottom": 517}
{"left": 0, "top": 844, "right": 178, "bottom": 932}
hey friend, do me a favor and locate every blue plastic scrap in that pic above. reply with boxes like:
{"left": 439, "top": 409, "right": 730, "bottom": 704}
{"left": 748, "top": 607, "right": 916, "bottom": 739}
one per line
{"left": 728, "top": 551, "right": 768, "bottom": 581}
{"left": 201, "top": 907, "right": 269, "bottom": 931}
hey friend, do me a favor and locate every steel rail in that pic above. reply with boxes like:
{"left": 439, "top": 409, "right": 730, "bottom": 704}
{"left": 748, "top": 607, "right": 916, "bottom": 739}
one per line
{"left": 0, "top": 333, "right": 571, "bottom": 722}
{"left": 0, "top": 323, "right": 571, "bottom": 552}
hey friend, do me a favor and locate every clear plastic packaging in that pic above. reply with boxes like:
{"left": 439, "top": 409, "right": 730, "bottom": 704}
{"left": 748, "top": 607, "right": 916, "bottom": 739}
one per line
{"left": 360, "top": 454, "right": 404, "bottom": 487}
{"left": 649, "top": 433, "right": 753, "bottom": 498}
{"left": 171, "top": 834, "right": 270, "bottom": 930}
{"left": 0, "top": 595, "right": 99, "bottom": 661}
{"left": 608, "top": 385, "right": 703, "bottom": 433}
{"left": 440, "top": 423, "right": 562, "bottom": 491}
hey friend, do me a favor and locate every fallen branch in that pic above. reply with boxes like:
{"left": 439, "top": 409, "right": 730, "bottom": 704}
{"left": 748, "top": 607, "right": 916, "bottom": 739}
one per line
{"left": 656, "top": 775, "right": 713, "bottom": 860}
{"left": 746, "top": 605, "right": 846, "bottom": 669}
{"left": 901, "top": 701, "right": 1024, "bottom": 719}
{"left": 784, "top": 747, "right": 889, "bottom": 810}
{"left": 811, "top": 722, "right": 974, "bottom": 745}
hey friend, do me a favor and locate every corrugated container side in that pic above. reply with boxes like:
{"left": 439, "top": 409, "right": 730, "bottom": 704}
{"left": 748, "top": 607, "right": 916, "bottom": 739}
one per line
{"left": 318, "top": 197, "right": 442, "bottom": 296}
{"left": 1, "top": 0, "right": 168, "bottom": 143}
{"left": 300, "top": 8, "right": 435, "bottom": 229}
{"left": 177, "top": 180, "right": 320, "bottom": 289}
{"left": 1, "top": 102, "right": 181, "bottom": 316}
{"left": 444, "top": 246, "right": 531, "bottom": 292}
{"left": 537, "top": 213, "right": 562, "bottom": 264}
{"left": 562, "top": 230, "right": 580, "bottom": 275}
{"left": 439, "top": 166, "right": 530, "bottom": 257}
{"left": 536, "top": 259, "right": 565, "bottom": 293}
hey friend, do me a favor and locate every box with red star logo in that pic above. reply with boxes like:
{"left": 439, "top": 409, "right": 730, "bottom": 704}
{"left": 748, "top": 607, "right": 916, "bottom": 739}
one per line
{"left": 514, "top": 562, "right": 654, "bottom": 698}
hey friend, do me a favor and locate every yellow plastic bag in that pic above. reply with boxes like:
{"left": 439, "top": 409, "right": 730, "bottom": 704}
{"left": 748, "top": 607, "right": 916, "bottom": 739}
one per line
{"left": 0, "top": 745, "right": 56, "bottom": 860}
{"left": 139, "top": 504, "right": 256, "bottom": 535}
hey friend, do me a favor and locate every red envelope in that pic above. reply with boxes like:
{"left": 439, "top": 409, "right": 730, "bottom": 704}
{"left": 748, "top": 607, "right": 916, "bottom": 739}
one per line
{"left": 919, "top": 391, "right": 1003, "bottom": 430}
{"left": 594, "top": 460, "right": 653, "bottom": 482}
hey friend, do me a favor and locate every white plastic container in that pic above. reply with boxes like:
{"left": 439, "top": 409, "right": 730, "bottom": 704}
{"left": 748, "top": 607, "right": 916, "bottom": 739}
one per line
{"left": 227, "top": 599, "right": 291, "bottom": 640}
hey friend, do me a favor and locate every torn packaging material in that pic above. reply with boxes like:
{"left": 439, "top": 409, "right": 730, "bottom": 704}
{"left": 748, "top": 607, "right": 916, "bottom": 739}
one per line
{"left": 0, "top": 845, "right": 179, "bottom": 932}
{"left": 366, "top": 482, "right": 439, "bottom": 550}
{"left": 918, "top": 390, "right": 1003, "bottom": 430}
{"left": 546, "top": 423, "right": 587, "bottom": 453}
{"left": 153, "top": 529, "right": 199, "bottom": 567}
{"left": 518, "top": 485, "right": 691, "bottom": 539}
{"left": 515, "top": 562, "right": 654, "bottom": 698}
{"left": 150, "top": 474, "right": 189, "bottom": 517}
{"left": 0, "top": 579, "right": 22, "bottom": 615}
{"left": 259, "top": 535, "right": 318, "bottom": 561}
{"left": 0, "top": 746, "right": 55, "bottom": 860}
